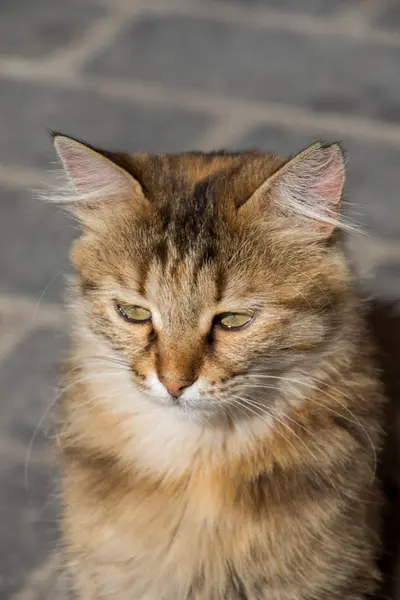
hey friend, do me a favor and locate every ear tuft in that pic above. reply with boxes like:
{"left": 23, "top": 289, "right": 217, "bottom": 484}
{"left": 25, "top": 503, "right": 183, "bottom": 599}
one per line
{"left": 244, "top": 142, "right": 353, "bottom": 236}
{"left": 271, "top": 142, "right": 347, "bottom": 233}
{"left": 270, "top": 142, "right": 348, "bottom": 234}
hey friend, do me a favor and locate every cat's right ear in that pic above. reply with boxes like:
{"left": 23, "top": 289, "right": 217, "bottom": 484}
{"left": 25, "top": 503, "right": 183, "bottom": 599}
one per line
{"left": 52, "top": 134, "right": 147, "bottom": 228}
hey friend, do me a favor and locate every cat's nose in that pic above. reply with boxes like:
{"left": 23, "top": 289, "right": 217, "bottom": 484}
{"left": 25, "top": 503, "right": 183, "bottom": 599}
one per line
{"left": 159, "top": 376, "right": 196, "bottom": 399}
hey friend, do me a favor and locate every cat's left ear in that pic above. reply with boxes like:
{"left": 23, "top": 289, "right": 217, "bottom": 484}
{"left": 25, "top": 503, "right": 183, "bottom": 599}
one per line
{"left": 52, "top": 134, "right": 146, "bottom": 227}
{"left": 242, "top": 142, "right": 346, "bottom": 236}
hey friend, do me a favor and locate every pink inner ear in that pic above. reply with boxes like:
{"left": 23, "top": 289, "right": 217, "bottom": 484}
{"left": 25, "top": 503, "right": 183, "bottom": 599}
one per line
{"left": 55, "top": 136, "right": 135, "bottom": 200}
{"left": 61, "top": 150, "right": 92, "bottom": 194}
{"left": 271, "top": 144, "right": 346, "bottom": 234}
{"left": 309, "top": 152, "right": 344, "bottom": 211}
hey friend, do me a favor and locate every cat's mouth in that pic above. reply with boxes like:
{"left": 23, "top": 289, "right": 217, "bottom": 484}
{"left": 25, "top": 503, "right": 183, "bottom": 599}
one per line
{"left": 154, "top": 390, "right": 218, "bottom": 412}
{"left": 139, "top": 377, "right": 226, "bottom": 416}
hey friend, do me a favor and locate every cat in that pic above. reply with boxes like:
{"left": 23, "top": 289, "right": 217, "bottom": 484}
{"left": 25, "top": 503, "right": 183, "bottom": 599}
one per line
{"left": 52, "top": 134, "right": 387, "bottom": 600}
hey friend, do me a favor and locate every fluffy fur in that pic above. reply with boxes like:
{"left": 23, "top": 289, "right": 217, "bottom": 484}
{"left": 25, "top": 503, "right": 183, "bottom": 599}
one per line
{"left": 52, "top": 135, "right": 386, "bottom": 599}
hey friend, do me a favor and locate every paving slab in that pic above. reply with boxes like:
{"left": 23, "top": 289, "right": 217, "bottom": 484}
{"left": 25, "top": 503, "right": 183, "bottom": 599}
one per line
{"left": 86, "top": 14, "right": 400, "bottom": 124}
{"left": 0, "top": 326, "right": 67, "bottom": 598}
{"left": 374, "top": 4, "right": 400, "bottom": 31}
{"left": 0, "top": 326, "right": 67, "bottom": 470}
{"left": 210, "top": 0, "right": 354, "bottom": 14}
{"left": 0, "top": 0, "right": 106, "bottom": 59}
{"left": 0, "top": 458, "right": 59, "bottom": 599}
{"left": 0, "top": 78, "right": 214, "bottom": 169}
{"left": 0, "top": 185, "right": 75, "bottom": 302}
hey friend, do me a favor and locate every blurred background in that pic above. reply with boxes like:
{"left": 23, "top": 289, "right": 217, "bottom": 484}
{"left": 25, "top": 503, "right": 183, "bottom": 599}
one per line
{"left": 1, "top": 0, "right": 400, "bottom": 598}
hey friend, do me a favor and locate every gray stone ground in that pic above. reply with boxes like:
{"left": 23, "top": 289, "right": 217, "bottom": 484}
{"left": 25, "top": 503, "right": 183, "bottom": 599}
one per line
{"left": 1, "top": 0, "right": 400, "bottom": 597}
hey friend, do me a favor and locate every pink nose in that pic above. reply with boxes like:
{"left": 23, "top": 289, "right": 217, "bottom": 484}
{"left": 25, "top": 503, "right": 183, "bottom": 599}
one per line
{"left": 159, "top": 376, "right": 195, "bottom": 399}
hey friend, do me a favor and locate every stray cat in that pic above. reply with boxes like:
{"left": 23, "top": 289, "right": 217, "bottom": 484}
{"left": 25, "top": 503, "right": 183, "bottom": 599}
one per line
{"left": 52, "top": 134, "right": 386, "bottom": 600}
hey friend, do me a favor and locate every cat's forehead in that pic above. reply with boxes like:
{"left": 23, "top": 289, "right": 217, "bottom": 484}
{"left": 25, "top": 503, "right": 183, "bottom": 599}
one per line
{"left": 105, "top": 152, "right": 287, "bottom": 298}
{"left": 123, "top": 151, "right": 285, "bottom": 258}
{"left": 119, "top": 150, "right": 285, "bottom": 207}
{"left": 96, "top": 151, "right": 289, "bottom": 311}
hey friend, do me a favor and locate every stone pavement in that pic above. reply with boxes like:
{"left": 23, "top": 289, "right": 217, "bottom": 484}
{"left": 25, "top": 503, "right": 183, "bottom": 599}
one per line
{"left": 1, "top": 0, "right": 400, "bottom": 597}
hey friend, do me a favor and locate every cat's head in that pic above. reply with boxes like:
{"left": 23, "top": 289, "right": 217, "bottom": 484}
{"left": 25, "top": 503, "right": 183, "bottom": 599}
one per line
{"left": 53, "top": 135, "right": 353, "bottom": 423}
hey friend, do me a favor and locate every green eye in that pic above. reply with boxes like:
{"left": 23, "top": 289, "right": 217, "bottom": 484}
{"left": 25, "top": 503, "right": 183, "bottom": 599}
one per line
{"left": 217, "top": 312, "right": 254, "bottom": 330}
{"left": 116, "top": 303, "right": 152, "bottom": 323}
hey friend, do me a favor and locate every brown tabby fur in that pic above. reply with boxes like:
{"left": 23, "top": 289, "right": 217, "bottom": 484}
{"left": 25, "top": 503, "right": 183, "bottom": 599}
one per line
{"left": 53, "top": 137, "right": 386, "bottom": 599}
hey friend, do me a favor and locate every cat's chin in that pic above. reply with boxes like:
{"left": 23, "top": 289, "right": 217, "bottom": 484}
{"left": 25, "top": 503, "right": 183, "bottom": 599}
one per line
{"left": 148, "top": 393, "right": 218, "bottom": 415}
{"left": 147, "top": 394, "right": 259, "bottom": 428}
{"left": 137, "top": 389, "right": 228, "bottom": 424}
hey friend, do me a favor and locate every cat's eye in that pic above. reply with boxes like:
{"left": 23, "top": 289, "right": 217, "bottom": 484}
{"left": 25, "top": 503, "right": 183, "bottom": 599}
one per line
{"left": 216, "top": 312, "right": 254, "bottom": 330}
{"left": 116, "top": 303, "right": 152, "bottom": 323}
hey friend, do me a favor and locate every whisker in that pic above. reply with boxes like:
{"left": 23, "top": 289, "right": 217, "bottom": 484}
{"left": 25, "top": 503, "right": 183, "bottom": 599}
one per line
{"left": 58, "top": 371, "right": 125, "bottom": 394}
{"left": 25, "top": 371, "right": 124, "bottom": 490}
{"left": 58, "top": 362, "right": 129, "bottom": 387}
{"left": 24, "top": 393, "right": 62, "bottom": 494}
{"left": 229, "top": 393, "right": 342, "bottom": 498}
{"left": 247, "top": 372, "right": 373, "bottom": 429}
{"left": 32, "top": 268, "right": 66, "bottom": 323}
{"left": 242, "top": 394, "right": 342, "bottom": 489}
{"left": 243, "top": 373, "right": 377, "bottom": 479}
{"left": 73, "top": 355, "right": 130, "bottom": 369}
{"left": 57, "top": 384, "right": 130, "bottom": 442}
{"left": 300, "top": 271, "right": 331, "bottom": 306}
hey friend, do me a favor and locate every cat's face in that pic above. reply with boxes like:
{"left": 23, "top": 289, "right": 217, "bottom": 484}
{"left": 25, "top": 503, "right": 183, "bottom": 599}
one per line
{"left": 55, "top": 136, "right": 349, "bottom": 422}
